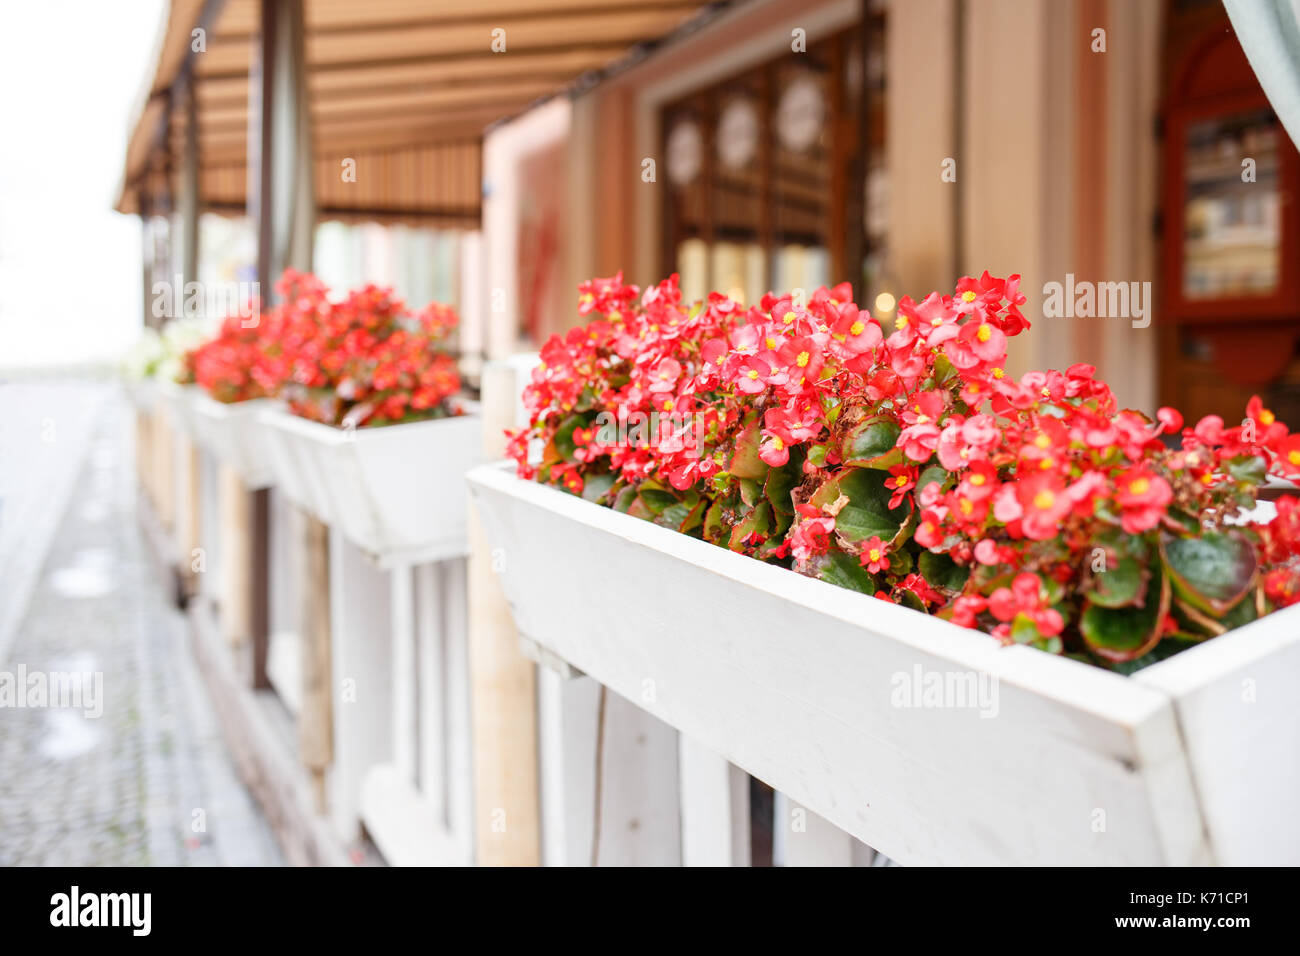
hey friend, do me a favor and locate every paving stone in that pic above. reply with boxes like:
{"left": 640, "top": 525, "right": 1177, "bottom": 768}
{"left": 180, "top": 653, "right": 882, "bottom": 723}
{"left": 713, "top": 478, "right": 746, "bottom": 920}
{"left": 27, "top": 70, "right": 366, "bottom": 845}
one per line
{"left": 0, "top": 386, "right": 284, "bottom": 867}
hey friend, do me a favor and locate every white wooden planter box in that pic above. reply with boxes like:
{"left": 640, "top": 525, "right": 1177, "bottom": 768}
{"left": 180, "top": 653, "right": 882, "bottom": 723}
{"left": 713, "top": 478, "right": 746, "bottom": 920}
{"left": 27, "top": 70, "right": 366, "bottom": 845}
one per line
{"left": 155, "top": 380, "right": 201, "bottom": 440}
{"left": 468, "top": 463, "right": 1300, "bottom": 866}
{"left": 124, "top": 380, "right": 158, "bottom": 413}
{"left": 188, "top": 394, "right": 277, "bottom": 490}
{"left": 260, "top": 406, "right": 483, "bottom": 564}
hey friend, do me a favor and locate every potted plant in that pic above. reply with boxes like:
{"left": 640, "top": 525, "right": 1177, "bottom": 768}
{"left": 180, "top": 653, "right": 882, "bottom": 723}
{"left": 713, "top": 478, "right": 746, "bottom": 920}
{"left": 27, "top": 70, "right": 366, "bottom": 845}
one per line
{"left": 187, "top": 298, "right": 287, "bottom": 490}
{"left": 153, "top": 316, "right": 211, "bottom": 440}
{"left": 259, "top": 271, "right": 481, "bottom": 563}
{"left": 120, "top": 327, "right": 166, "bottom": 412}
{"left": 468, "top": 271, "right": 1300, "bottom": 865}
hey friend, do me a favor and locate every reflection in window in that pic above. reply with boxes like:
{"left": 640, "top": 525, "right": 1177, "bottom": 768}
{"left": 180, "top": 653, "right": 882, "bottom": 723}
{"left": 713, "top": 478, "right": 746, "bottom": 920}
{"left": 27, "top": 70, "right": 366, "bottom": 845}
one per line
{"left": 1182, "top": 108, "right": 1281, "bottom": 300}
{"left": 661, "top": 13, "right": 884, "bottom": 306}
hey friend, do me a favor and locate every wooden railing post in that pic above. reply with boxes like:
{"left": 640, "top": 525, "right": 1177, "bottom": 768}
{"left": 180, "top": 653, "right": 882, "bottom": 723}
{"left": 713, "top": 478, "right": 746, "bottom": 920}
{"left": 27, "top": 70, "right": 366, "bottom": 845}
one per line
{"left": 300, "top": 513, "right": 333, "bottom": 812}
{"left": 469, "top": 358, "right": 541, "bottom": 865}
{"left": 217, "top": 466, "right": 252, "bottom": 650}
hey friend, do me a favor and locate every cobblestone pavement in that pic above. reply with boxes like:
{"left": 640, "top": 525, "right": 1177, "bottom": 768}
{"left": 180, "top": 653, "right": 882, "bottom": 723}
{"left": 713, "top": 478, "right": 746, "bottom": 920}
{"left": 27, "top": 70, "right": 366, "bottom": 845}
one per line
{"left": 0, "top": 383, "right": 284, "bottom": 866}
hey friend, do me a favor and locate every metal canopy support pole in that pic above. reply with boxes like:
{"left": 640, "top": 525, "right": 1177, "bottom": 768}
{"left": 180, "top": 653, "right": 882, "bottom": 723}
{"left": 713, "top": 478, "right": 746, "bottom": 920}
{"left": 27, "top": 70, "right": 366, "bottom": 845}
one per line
{"left": 247, "top": 0, "right": 278, "bottom": 693}
{"left": 140, "top": 193, "right": 156, "bottom": 331}
{"left": 250, "top": 0, "right": 326, "bottom": 803}
{"left": 177, "top": 77, "right": 200, "bottom": 293}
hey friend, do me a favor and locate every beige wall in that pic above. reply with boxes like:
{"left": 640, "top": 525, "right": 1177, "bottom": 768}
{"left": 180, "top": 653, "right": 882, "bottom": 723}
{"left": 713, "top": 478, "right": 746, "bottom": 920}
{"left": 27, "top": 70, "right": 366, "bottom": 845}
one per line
{"left": 887, "top": 0, "right": 959, "bottom": 297}
{"left": 480, "top": 97, "right": 572, "bottom": 359}
{"left": 936, "top": 0, "right": 1159, "bottom": 408}
{"left": 481, "top": 0, "right": 1162, "bottom": 415}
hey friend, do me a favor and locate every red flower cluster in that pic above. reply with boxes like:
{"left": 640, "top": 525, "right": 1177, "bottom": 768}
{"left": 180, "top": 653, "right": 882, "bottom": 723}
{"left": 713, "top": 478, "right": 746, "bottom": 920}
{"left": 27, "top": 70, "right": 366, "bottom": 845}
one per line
{"left": 189, "top": 270, "right": 462, "bottom": 427}
{"left": 192, "top": 312, "right": 279, "bottom": 403}
{"left": 510, "top": 272, "right": 1300, "bottom": 670}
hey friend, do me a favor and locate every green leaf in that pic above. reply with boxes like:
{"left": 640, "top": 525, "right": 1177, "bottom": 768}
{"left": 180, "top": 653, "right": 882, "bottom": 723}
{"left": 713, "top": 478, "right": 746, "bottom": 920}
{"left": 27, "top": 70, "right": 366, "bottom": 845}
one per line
{"left": 1086, "top": 555, "right": 1144, "bottom": 608}
{"left": 637, "top": 488, "right": 678, "bottom": 515}
{"left": 840, "top": 417, "right": 902, "bottom": 469}
{"left": 702, "top": 498, "right": 728, "bottom": 544}
{"left": 729, "top": 415, "right": 768, "bottom": 480}
{"left": 1104, "top": 635, "right": 1202, "bottom": 675}
{"left": 728, "top": 501, "right": 772, "bottom": 552}
{"left": 917, "top": 464, "right": 948, "bottom": 495}
{"left": 1221, "top": 588, "right": 1260, "bottom": 630}
{"left": 738, "top": 477, "right": 763, "bottom": 508}
{"left": 611, "top": 483, "right": 638, "bottom": 514}
{"left": 1080, "top": 572, "right": 1170, "bottom": 662}
{"left": 1008, "top": 613, "right": 1061, "bottom": 652}
{"left": 918, "top": 551, "right": 970, "bottom": 594}
{"left": 1225, "top": 454, "right": 1267, "bottom": 486}
{"left": 657, "top": 498, "right": 706, "bottom": 534}
{"left": 830, "top": 467, "right": 911, "bottom": 547}
{"left": 809, "top": 549, "right": 879, "bottom": 595}
{"left": 581, "top": 473, "right": 615, "bottom": 504}
{"left": 1160, "top": 530, "right": 1258, "bottom": 615}
{"left": 932, "top": 352, "right": 957, "bottom": 385}
{"left": 552, "top": 414, "right": 587, "bottom": 463}
{"left": 764, "top": 462, "right": 801, "bottom": 515}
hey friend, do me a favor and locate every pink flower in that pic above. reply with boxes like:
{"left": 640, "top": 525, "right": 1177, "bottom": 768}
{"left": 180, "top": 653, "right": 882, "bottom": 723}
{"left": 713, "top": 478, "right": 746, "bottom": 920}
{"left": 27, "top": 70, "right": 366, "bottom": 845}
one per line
{"left": 859, "top": 536, "right": 891, "bottom": 574}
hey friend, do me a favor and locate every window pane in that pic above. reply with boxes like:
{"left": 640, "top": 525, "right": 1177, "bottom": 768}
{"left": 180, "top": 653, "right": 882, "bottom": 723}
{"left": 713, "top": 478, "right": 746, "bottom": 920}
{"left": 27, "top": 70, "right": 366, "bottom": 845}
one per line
{"left": 1182, "top": 108, "right": 1281, "bottom": 300}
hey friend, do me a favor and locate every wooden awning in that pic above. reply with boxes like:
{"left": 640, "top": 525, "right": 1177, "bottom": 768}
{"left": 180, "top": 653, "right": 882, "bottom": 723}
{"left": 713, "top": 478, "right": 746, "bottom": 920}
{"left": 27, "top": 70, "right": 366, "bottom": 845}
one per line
{"left": 115, "top": 0, "right": 728, "bottom": 226}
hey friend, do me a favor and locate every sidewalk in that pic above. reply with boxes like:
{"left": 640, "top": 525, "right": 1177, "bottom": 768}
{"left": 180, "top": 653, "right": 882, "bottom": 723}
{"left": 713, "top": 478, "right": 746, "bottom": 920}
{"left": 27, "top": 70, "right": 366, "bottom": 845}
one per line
{"left": 0, "top": 383, "right": 283, "bottom": 866}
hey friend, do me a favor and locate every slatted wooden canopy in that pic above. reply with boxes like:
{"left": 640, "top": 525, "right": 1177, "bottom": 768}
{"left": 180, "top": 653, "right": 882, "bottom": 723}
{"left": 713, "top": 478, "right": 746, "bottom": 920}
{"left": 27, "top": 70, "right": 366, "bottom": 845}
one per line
{"left": 116, "top": 0, "right": 727, "bottom": 226}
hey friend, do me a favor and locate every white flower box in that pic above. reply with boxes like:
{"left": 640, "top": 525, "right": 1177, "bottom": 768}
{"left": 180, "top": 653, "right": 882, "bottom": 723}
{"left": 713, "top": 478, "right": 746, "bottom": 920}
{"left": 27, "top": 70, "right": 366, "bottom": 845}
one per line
{"left": 467, "top": 462, "right": 1300, "bottom": 866}
{"left": 155, "top": 380, "right": 202, "bottom": 440}
{"left": 188, "top": 395, "right": 278, "bottom": 490}
{"left": 260, "top": 406, "right": 483, "bottom": 564}
{"left": 124, "top": 379, "right": 158, "bottom": 413}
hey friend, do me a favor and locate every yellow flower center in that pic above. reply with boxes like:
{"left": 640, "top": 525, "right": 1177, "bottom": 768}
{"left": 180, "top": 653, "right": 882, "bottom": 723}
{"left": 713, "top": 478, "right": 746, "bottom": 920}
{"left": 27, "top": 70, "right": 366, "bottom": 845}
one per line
{"left": 970, "top": 473, "right": 986, "bottom": 486}
{"left": 783, "top": 311, "right": 797, "bottom": 325}
{"left": 962, "top": 290, "right": 977, "bottom": 302}
{"left": 850, "top": 320, "right": 865, "bottom": 336}
{"left": 868, "top": 548, "right": 881, "bottom": 562}
{"left": 992, "top": 367, "right": 1005, "bottom": 379}
{"left": 1289, "top": 450, "right": 1300, "bottom": 466}
{"left": 1129, "top": 478, "right": 1150, "bottom": 495}
{"left": 1261, "top": 409, "right": 1276, "bottom": 425}
{"left": 766, "top": 337, "right": 778, "bottom": 350}
{"left": 747, "top": 369, "right": 759, "bottom": 380}
{"left": 796, "top": 351, "right": 811, "bottom": 368}
{"left": 895, "top": 315, "right": 909, "bottom": 330}
{"left": 976, "top": 324, "right": 992, "bottom": 343}
{"left": 715, "top": 354, "right": 726, "bottom": 365}
{"left": 662, "top": 400, "right": 674, "bottom": 412}
{"left": 1033, "top": 490, "right": 1056, "bottom": 510}
{"left": 1034, "top": 434, "right": 1051, "bottom": 449}
{"left": 959, "top": 498, "right": 973, "bottom": 515}
{"left": 771, "top": 436, "right": 784, "bottom": 451}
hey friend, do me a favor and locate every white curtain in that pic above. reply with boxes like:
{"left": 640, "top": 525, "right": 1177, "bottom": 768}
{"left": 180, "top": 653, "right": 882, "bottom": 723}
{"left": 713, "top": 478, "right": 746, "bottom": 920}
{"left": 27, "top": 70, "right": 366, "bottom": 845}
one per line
{"left": 1224, "top": 0, "right": 1300, "bottom": 148}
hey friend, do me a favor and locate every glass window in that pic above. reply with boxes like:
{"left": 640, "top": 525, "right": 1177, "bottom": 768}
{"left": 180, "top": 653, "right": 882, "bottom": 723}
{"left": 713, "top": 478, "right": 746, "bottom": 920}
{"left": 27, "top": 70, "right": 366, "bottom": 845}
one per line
{"left": 1181, "top": 108, "right": 1281, "bottom": 300}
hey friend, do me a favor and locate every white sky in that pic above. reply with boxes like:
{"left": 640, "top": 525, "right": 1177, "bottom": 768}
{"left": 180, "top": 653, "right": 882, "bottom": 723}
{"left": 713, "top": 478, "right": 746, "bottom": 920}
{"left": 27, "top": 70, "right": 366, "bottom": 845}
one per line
{"left": 0, "top": 0, "right": 166, "bottom": 367}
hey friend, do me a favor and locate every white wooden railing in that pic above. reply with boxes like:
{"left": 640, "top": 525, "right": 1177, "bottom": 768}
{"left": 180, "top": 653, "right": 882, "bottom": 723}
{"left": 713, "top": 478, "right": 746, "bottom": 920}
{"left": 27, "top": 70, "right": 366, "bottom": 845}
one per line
{"left": 141, "top": 375, "right": 893, "bottom": 867}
